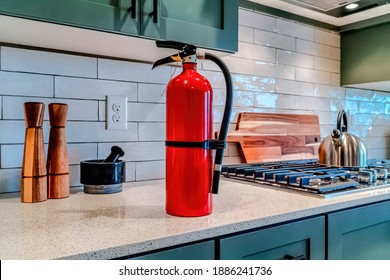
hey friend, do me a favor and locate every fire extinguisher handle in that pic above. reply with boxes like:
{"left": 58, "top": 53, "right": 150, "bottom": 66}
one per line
{"left": 204, "top": 53, "right": 233, "bottom": 194}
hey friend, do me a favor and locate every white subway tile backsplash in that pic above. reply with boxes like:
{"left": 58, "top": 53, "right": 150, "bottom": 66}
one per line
{"left": 314, "top": 84, "right": 346, "bottom": 99}
{"left": 298, "top": 96, "right": 332, "bottom": 111}
{"left": 359, "top": 101, "right": 386, "bottom": 114}
{"left": 239, "top": 25, "right": 254, "bottom": 43}
{"left": 138, "top": 84, "right": 166, "bottom": 103}
{"left": 69, "top": 165, "right": 81, "bottom": 186}
{"left": 296, "top": 67, "right": 330, "bottom": 85}
{"left": 232, "top": 74, "right": 275, "bottom": 92}
{"left": 1, "top": 47, "right": 97, "bottom": 77}
{"left": 276, "top": 79, "right": 313, "bottom": 96}
{"left": 372, "top": 91, "right": 390, "bottom": 102}
{"left": 0, "top": 168, "right": 21, "bottom": 193}
{"left": 0, "top": 71, "right": 53, "bottom": 97}
{"left": 98, "top": 58, "right": 171, "bottom": 84}
{"left": 127, "top": 102, "right": 166, "bottom": 122}
{"left": 139, "top": 123, "right": 165, "bottom": 141}
{"left": 233, "top": 91, "right": 255, "bottom": 107}
{"left": 0, "top": 143, "right": 97, "bottom": 169}
{"left": 254, "top": 29, "right": 295, "bottom": 51}
{"left": 198, "top": 70, "right": 226, "bottom": 90}
{"left": 277, "top": 19, "right": 314, "bottom": 41}
{"left": 314, "top": 30, "right": 340, "bottom": 48}
{"left": 239, "top": 9, "right": 276, "bottom": 31}
{"left": 1, "top": 145, "right": 23, "bottom": 168}
{"left": 55, "top": 76, "right": 137, "bottom": 101}
{"left": 314, "top": 57, "right": 340, "bottom": 73}
{"left": 297, "top": 39, "right": 330, "bottom": 58}
{"left": 234, "top": 42, "right": 275, "bottom": 62}
{"left": 330, "top": 73, "right": 340, "bottom": 86}
{"left": 136, "top": 160, "right": 165, "bottom": 181}
{"left": 68, "top": 143, "right": 98, "bottom": 164}
{"left": 254, "top": 61, "right": 295, "bottom": 80}
{"left": 254, "top": 92, "right": 276, "bottom": 108}
{"left": 66, "top": 121, "right": 138, "bottom": 143}
{"left": 330, "top": 47, "right": 341, "bottom": 61}
{"left": 276, "top": 50, "right": 313, "bottom": 68}
{"left": 0, "top": 120, "right": 29, "bottom": 144}
{"left": 98, "top": 142, "right": 165, "bottom": 161}
{"left": 2, "top": 96, "right": 99, "bottom": 121}
{"left": 222, "top": 56, "right": 254, "bottom": 75}
{"left": 346, "top": 88, "right": 373, "bottom": 101}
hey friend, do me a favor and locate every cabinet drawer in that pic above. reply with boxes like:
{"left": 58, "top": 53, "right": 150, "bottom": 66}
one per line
{"left": 328, "top": 200, "right": 390, "bottom": 260}
{"left": 218, "top": 216, "right": 325, "bottom": 260}
{"left": 128, "top": 240, "right": 214, "bottom": 260}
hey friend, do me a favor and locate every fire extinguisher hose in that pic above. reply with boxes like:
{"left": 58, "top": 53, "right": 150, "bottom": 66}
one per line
{"left": 204, "top": 53, "right": 233, "bottom": 194}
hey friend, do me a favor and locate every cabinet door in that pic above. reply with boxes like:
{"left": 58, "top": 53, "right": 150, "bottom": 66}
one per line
{"left": 328, "top": 201, "right": 390, "bottom": 260}
{"left": 0, "top": 0, "right": 139, "bottom": 35}
{"left": 218, "top": 216, "right": 325, "bottom": 260}
{"left": 140, "top": 0, "right": 238, "bottom": 52}
{"left": 128, "top": 240, "right": 214, "bottom": 260}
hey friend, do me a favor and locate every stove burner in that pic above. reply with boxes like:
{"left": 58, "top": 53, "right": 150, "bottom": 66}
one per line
{"left": 222, "top": 159, "right": 390, "bottom": 198}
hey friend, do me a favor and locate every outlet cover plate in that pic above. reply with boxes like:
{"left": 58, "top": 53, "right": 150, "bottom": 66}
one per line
{"left": 106, "top": 95, "right": 127, "bottom": 130}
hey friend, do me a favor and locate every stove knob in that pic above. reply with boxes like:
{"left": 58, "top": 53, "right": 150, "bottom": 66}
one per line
{"left": 358, "top": 170, "right": 373, "bottom": 183}
{"left": 376, "top": 168, "right": 389, "bottom": 180}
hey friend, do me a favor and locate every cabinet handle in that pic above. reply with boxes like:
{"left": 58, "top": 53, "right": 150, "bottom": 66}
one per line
{"left": 285, "top": 254, "right": 306, "bottom": 260}
{"left": 128, "top": 0, "right": 137, "bottom": 19}
{"left": 149, "top": 0, "right": 158, "bottom": 23}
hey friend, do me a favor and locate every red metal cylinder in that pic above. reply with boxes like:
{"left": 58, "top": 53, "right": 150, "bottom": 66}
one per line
{"left": 166, "top": 63, "right": 213, "bottom": 217}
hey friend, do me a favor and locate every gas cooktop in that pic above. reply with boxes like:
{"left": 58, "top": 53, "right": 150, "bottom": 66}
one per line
{"left": 221, "top": 159, "right": 390, "bottom": 198}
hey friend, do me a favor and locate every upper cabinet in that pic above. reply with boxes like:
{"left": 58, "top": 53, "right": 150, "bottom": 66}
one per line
{"left": 140, "top": 0, "right": 238, "bottom": 52}
{"left": 0, "top": 0, "right": 238, "bottom": 53}
{"left": 0, "top": 0, "right": 140, "bottom": 35}
{"left": 341, "top": 21, "right": 390, "bottom": 91}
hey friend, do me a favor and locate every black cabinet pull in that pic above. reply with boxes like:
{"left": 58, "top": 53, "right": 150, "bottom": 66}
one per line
{"left": 149, "top": 0, "right": 158, "bottom": 23}
{"left": 285, "top": 254, "right": 306, "bottom": 260}
{"left": 128, "top": 0, "right": 137, "bottom": 19}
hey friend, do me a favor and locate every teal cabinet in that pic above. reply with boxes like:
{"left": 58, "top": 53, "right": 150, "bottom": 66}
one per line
{"left": 0, "top": 0, "right": 139, "bottom": 35}
{"left": 218, "top": 216, "right": 325, "bottom": 260}
{"left": 140, "top": 0, "right": 238, "bottom": 52}
{"left": 128, "top": 240, "right": 214, "bottom": 260}
{"left": 0, "top": 0, "right": 238, "bottom": 52}
{"left": 327, "top": 201, "right": 390, "bottom": 260}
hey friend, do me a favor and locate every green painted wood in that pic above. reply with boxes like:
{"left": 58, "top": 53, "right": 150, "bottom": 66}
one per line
{"left": 128, "top": 240, "right": 215, "bottom": 260}
{"left": 341, "top": 21, "right": 390, "bottom": 86}
{"left": 218, "top": 216, "right": 325, "bottom": 260}
{"left": 328, "top": 201, "right": 390, "bottom": 260}
{"left": 141, "top": 0, "right": 238, "bottom": 52}
{"left": 0, "top": 0, "right": 139, "bottom": 35}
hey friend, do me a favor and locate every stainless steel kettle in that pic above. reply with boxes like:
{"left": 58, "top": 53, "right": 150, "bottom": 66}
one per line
{"left": 318, "top": 110, "right": 367, "bottom": 167}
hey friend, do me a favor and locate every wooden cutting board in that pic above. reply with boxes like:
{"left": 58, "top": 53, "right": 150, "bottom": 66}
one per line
{"left": 225, "top": 112, "right": 321, "bottom": 163}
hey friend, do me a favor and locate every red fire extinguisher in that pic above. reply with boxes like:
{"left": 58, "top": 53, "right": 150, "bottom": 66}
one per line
{"left": 153, "top": 41, "right": 233, "bottom": 217}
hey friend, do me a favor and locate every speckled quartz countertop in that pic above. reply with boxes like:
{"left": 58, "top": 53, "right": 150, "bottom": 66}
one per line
{"left": 1, "top": 178, "right": 390, "bottom": 260}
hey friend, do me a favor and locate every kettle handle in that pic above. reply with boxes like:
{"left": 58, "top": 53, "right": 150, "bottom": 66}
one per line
{"left": 337, "top": 110, "right": 348, "bottom": 132}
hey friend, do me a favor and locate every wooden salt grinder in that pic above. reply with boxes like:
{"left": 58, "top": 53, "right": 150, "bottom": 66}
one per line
{"left": 21, "top": 102, "right": 47, "bottom": 203}
{"left": 47, "top": 103, "right": 69, "bottom": 199}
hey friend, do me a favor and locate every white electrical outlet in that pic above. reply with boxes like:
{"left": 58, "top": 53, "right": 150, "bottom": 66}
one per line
{"left": 106, "top": 95, "right": 127, "bottom": 130}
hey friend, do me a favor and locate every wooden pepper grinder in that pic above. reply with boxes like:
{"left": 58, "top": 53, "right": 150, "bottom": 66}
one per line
{"left": 47, "top": 103, "right": 69, "bottom": 199}
{"left": 21, "top": 102, "right": 47, "bottom": 203}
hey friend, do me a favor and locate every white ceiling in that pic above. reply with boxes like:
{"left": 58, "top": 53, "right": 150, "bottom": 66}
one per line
{"left": 249, "top": 0, "right": 390, "bottom": 26}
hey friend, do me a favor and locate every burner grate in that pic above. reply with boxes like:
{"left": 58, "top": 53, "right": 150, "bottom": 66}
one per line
{"left": 222, "top": 159, "right": 390, "bottom": 198}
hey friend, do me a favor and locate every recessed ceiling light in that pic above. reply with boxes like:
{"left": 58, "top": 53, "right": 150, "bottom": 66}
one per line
{"left": 346, "top": 3, "right": 359, "bottom": 10}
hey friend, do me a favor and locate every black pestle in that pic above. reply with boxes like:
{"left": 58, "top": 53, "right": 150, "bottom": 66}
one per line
{"left": 103, "top": 146, "right": 125, "bottom": 162}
